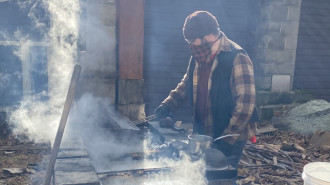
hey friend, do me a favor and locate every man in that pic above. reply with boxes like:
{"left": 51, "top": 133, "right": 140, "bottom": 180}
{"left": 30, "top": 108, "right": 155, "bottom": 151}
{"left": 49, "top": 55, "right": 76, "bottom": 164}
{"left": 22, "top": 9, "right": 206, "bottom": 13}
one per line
{"left": 154, "top": 11, "right": 258, "bottom": 169}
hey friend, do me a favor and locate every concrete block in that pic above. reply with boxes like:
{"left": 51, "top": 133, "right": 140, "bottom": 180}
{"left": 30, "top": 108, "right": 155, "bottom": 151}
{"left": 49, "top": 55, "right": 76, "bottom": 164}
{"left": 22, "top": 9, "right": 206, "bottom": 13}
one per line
{"left": 117, "top": 104, "right": 145, "bottom": 121}
{"left": 257, "top": 21, "right": 282, "bottom": 34}
{"left": 288, "top": 7, "right": 301, "bottom": 21}
{"left": 284, "top": 35, "right": 298, "bottom": 50}
{"left": 118, "top": 79, "right": 144, "bottom": 105}
{"left": 259, "top": 104, "right": 294, "bottom": 120}
{"left": 258, "top": 34, "right": 285, "bottom": 50}
{"left": 256, "top": 49, "right": 296, "bottom": 64}
{"left": 260, "top": 6, "right": 288, "bottom": 21}
{"left": 101, "top": 3, "right": 116, "bottom": 26}
{"left": 83, "top": 26, "right": 116, "bottom": 75}
{"left": 297, "top": 0, "right": 302, "bottom": 7}
{"left": 271, "top": 75, "right": 291, "bottom": 91}
{"left": 260, "top": 6, "right": 273, "bottom": 20}
{"left": 78, "top": 77, "right": 116, "bottom": 104}
{"left": 271, "top": 6, "right": 289, "bottom": 21}
{"left": 255, "top": 76, "right": 272, "bottom": 91}
{"left": 260, "top": 0, "right": 300, "bottom": 6}
{"left": 280, "top": 21, "right": 299, "bottom": 35}
{"left": 257, "top": 35, "right": 271, "bottom": 49}
{"left": 256, "top": 62, "right": 295, "bottom": 76}
{"left": 106, "top": 25, "right": 116, "bottom": 38}
{"left": 256, "top": 91, "right": 294, "bottom": 106}
{"left": 87, "top": 1, "right": 116, "bottom": 26}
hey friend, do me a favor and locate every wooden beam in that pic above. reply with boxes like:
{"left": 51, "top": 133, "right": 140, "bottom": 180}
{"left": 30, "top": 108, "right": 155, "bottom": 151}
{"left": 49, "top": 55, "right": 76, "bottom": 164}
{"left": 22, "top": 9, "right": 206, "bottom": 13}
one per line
{"left": 117, "top": 0, "right": 144, "bottom": 79}
{"left": 43, "top": 65, "right": 81, "bottom": 185}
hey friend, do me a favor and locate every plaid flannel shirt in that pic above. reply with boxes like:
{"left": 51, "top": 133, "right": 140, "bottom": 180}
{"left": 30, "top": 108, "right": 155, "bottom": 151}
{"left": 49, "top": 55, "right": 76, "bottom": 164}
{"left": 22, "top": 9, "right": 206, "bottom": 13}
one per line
{"left": 163, "top": 33, "right": 257, "bottom": 145}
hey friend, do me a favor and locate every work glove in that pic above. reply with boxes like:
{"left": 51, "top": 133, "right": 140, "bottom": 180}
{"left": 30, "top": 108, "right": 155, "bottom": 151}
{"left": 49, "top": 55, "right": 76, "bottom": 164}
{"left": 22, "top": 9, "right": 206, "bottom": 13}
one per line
{"left": 153, "top": 103, "right": 173, "bottom": 119}
{"left": 159, "top": 117, "right": 174, "bottom": 128}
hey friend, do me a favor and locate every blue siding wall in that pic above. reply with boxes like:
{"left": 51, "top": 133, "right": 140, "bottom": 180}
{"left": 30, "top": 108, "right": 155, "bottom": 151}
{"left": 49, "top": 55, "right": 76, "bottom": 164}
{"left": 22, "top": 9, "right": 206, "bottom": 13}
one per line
{"left": 294, "top": 0, "right": 330, "bottom": 100}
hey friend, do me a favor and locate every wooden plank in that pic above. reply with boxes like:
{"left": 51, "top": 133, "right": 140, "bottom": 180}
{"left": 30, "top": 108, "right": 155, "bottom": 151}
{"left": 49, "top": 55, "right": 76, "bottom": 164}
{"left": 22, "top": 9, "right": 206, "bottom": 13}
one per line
{"left": 0, "top": 145, "right": 49, "bottom": 151}
{"left": 294, "top": 68, "right": 330, "bottom": 76}
{"left": 59, "top": 137, "right": 85, "bottom": 150}
{"left": 300, "top": 14, "right": 330, "bottom": 23}
{"left": 54, "top": 171, "right": 100, "bottom": 185}
{"left": 301, "top": 1, "right": 330, "bottom": 9}
{"left": 292, "top": 81, "right": 330, "bottom": 88}
{"left": 118, "top": 0, "right": 144, "bottom": 79}
{"left": 296, "top": 49, "right": 330, "bottom": 56}
{"left": 55, "top": 158, "right": 95, "bottom": 172}
{"left": 57, "top": 149, "right": 89, "bottom": 159}
{"left": 299, "top": 22, "right": 330, "bottom": 30}
{"left": 295, "top": 55, "right": 330, "bottom": 62}
{"left": 256, "top": 126, "right": 278, "bottom": 135}
{"left": 54, "top": 138, "right": 100, "bottom": 185}
{"left": 295, "top": 62, "right": 330, "bottom": 69}
{"left": 44, "top": 65, "right": 81, "bottom": 185}
{"left": 296, "top": 41, "right": 330, "bottom": 49}
{"left": 97, "top": 167, "right": 172, "bottom": 177}
{"left": 294, "top": 75, "right": 330, "bottom": 82}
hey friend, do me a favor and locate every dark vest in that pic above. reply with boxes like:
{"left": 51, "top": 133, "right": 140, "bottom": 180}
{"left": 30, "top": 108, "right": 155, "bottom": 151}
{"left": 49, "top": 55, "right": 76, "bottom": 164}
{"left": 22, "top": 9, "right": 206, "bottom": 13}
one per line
{"left": 187, "top": 45, "right": 246, "bottom": 138}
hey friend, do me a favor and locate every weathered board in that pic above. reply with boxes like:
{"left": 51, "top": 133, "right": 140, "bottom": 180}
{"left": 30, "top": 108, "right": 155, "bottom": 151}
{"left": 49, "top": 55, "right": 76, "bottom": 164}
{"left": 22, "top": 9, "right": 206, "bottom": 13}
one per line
{"left": 54, "top": 171, "right": 100, "bottom": 185}
{"left": 57, "top": 149, "right": 89, "bottom": 159}
{"left": 54, "top": 138, "right": 100, "bottom": 185}
{"left": 117, "top": 0, "right": 144, "bottom": 79}
{"left": 55, "top": 158, "right": 95, "bottom": 172}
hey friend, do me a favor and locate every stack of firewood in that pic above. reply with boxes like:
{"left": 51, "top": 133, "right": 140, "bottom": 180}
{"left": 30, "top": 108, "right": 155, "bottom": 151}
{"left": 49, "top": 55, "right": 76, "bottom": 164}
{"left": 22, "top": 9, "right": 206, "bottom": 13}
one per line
{"left": 236, "top": 124, "right": 330, "bottom": 185}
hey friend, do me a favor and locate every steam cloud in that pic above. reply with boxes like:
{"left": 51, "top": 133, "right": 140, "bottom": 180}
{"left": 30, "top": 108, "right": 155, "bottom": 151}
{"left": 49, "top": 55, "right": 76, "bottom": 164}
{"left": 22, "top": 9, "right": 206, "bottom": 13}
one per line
{"left": 8, "top": 0, "right": 79, "bottom": 143}
{"left": 68, "top": 94, "right": 207, "bottom": 185}
{"left": 4, "top": 1, "right": 208, "bottom": 184}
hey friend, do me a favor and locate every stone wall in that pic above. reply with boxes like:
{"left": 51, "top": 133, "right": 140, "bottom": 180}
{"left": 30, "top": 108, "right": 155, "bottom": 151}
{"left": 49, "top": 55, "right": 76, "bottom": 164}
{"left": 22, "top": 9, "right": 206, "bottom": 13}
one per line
{"left": 254, "top": 0, "right": 302, "bottom": 91}
{"left": 78, "top": 0, "right": 117, "bottom": 103}
{"left": 117, "top": 79, "right": 145, "bottom": 121}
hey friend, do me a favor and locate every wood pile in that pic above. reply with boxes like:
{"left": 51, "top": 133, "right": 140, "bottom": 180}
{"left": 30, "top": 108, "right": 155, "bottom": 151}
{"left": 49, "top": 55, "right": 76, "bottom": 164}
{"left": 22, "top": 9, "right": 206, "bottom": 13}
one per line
{"left": 237, "top": 123, "right": 330, "bottom": 185}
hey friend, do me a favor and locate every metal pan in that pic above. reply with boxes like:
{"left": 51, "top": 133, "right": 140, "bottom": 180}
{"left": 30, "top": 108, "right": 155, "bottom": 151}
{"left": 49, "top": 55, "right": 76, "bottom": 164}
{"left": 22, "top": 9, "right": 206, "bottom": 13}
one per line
{"left": 188, "top": 134, "right": 240, "bottom": 154}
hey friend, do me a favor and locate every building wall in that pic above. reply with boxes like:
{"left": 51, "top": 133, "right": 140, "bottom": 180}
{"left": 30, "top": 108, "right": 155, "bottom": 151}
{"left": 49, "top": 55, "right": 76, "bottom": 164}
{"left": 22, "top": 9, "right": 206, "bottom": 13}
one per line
{"left": 293, "top": 0, "right": 330, "bottom": 101}
{"left": 78, "top": 0, "right": 117, "bottom": 103}
{"left": 254, "top": 0, "right": 302, "bottom": 91}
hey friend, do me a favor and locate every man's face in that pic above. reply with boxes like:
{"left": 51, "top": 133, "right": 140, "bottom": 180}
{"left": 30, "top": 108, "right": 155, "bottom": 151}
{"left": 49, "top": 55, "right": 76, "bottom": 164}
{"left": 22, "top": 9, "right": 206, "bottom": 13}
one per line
{"left": 188, "top": 34, "right": 218, "bottom": 46}
{"left": 187, "top": 34, "right": 220, "bottom": 63}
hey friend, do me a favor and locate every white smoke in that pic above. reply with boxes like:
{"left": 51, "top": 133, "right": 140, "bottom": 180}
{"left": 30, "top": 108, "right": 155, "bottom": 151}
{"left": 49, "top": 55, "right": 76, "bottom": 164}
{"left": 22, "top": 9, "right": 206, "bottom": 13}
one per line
{"left": 8, "top": 0, "right": 80, "bottom": 143}
{"left": 4, "top": 1, "right": 209, "bottom": 184}
{"left": 67, "top": 93, "right": 208, "bottom": 185}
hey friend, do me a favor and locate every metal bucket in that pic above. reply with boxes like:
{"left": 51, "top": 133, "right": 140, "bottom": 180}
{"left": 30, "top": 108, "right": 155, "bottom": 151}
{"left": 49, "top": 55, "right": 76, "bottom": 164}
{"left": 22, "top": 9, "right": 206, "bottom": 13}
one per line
{"left": 188, "top": 134, "right": 213, "bottom": 154}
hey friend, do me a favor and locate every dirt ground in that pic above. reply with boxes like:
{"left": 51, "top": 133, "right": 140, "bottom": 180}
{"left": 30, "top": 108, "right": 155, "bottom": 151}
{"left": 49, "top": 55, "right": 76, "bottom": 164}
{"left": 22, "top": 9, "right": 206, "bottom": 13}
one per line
{"left": 0, "top": 121, "right": 329, "bottom": 185}
{"left": 0, "top": 134, "right": 50, "bottom": 185}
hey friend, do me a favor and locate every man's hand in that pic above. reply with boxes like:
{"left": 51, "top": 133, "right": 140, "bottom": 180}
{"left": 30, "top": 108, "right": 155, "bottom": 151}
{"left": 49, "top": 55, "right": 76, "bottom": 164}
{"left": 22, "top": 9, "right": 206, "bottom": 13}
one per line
{"left": 154, "top": 103, "right": 173, "bottom": 119}
{"left": 159, "top": 117, "right": 174, "bottom": 128}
